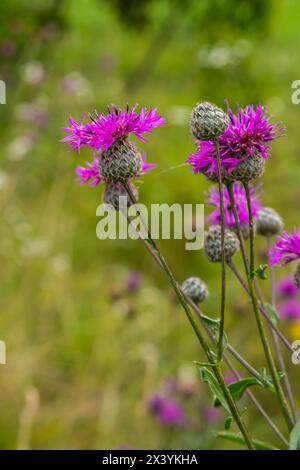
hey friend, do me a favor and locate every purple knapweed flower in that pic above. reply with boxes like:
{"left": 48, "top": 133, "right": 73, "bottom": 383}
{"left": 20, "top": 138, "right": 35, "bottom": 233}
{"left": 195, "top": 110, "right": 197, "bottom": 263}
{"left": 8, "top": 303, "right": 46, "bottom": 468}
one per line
{"left": 206, "top": 182, "right": 262, "bottom": 229}
{"left": 224, "top": 374, "right": 238, "bottom": 385}
{"left": 269, "top": 229, "right": 300, "bottom": 266}
{"left": 62, "top": 104, "right": 165, "bottom": 153}
{"left": 187, "top": 103, "right": 284, "bottom": 178}
{"left": 203, "top": 406, "right": 221, "bottom": 424}
{"left": 277, "top": 277, "right": 298, "bottom": 299}
{"left": 148, "top": 394, "right": 187, "bottom": 428}
{"left": 278, "top": 299, "right": 300, "bottom": 322}
{"left": 126, "top": 271, "right": 142, "bottom": 293}
{"left": 158, "top": 400, "right": 187, "bottom": 427}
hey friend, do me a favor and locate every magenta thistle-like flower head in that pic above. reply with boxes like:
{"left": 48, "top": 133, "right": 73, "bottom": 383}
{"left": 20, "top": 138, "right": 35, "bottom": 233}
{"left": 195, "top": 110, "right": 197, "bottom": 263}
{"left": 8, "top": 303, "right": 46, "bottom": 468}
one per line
{"left": 269, "top": 228, "right": 300, "bottom": 266}
{"left": 187, "top": 103, "right": 284, "bottom": 178}
{"left": 278, "top": 299, "right": 300, "bottom": 322}
{"left": 206, "top": 182, "right": 262, "bottom": 229}
{"left": 62, "top": 104, "right": 165, "bottom": 153}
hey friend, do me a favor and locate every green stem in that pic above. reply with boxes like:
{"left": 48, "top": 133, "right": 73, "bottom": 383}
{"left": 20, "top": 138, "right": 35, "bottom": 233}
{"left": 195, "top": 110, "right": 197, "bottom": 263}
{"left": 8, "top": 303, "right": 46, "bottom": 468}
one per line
{"left": 226, "top": 182, "right": 249, "bottom": 275}
{"left": 214, "top": 139, "right": 226, "bottom": 361}
{"left": 243, "top": 181, "right": 294, "bottom": 432}
{"left": 123, "top": 181, "right": 255, "bottom": 450}
{"left": 134, "top": 224, "right": 288, "bottom": 447}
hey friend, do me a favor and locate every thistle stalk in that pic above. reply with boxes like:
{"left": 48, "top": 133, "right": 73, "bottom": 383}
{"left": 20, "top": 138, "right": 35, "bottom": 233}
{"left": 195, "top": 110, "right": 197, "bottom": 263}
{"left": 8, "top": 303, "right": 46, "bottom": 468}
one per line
{"left": 214, "top": 139, "right": 226, "bottom": 361}
{"left": 123, "top": 181, "right": 255, "bottom": 450}
{"left": 243, "top": 181, "right": 294, "bottom": 431}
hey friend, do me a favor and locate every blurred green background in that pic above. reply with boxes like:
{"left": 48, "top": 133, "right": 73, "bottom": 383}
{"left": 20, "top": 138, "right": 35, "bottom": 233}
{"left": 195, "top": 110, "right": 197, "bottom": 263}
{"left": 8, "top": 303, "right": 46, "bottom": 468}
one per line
{"left": 1, "top": 0, "right": 300, "bottom": 450}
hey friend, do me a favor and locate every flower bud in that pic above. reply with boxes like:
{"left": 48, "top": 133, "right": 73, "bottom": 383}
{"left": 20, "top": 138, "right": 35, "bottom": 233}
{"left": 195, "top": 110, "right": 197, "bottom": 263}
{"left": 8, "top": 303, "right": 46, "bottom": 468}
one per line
{"left": 294, "top": 263, "right": 300, "bottom": 289}
{"left": 204, "top": 225, "right": 240, "bottom": 262}
{"left": 256, "top": 207, "right": 284, "bottom": 237}
{"left": 230, "top": 153, "right": 265, "bottom": 182}
{"left": 99, "top": 139, "right": 142, "bottom": 183}
{"left": 181, "top": 277, "right": 209, "bottom": 304}
{"left": 103, "top": 182, "right": 138, "bottom": 210}
{"left": 190, "top": 102, "right": 229, "bottom": 141}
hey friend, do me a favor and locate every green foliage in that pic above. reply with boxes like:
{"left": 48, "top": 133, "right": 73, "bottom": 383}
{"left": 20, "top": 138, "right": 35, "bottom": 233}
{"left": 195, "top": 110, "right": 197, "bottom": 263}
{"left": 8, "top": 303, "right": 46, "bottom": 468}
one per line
{"left": 218, "top": 431, "right": 279, "bottom": 450}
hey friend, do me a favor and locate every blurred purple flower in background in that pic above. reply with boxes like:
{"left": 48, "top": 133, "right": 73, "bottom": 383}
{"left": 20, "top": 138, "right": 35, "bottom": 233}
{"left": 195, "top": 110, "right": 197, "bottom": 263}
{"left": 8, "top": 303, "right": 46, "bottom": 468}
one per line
{"left": 277, "top": 277, "right": 298, "bottom": 299}
{"left": 206, "top": 182, "right": 262, "bottom": 229}
{"left": 278, "top": 300, "right": 300, "bottom": 322}
{"left": 126, "top": 271, "right": 142, "bottom": 293}
{"left": 203, "top": 406, "right": 221, "bottom": 424}
{"left": 149, "top": 393, "right": 187, "bottom": 428}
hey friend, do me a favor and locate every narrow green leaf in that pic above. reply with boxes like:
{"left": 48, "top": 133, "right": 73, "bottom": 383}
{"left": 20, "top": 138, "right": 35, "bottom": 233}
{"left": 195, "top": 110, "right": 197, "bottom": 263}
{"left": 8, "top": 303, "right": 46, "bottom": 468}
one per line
{"left": 289, "top": 420, "right": 300, "bottom": 450}
{"left": 218, "top": 431, "right": 279, "bottom": 450}
{"left": 199, "top": 367, "right": 231, "bottom": 414}
{"left": 228, "top": 377, "right": 264, "bottom": 402}
{"left": 201, "top": 314, "right": 228, "bottom": 349}
{"left": 264, "top": 302, "right": 280, "bottom": 326}
{"left": 201, "top": 314, "right": 220, "bottom": 333}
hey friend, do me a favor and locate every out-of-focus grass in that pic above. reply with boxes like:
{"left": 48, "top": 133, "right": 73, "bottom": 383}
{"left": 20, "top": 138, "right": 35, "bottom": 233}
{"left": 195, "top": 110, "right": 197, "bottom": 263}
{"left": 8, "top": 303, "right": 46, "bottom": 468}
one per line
{"left": 0, "top": 0, "right": 300, "bottom": 449}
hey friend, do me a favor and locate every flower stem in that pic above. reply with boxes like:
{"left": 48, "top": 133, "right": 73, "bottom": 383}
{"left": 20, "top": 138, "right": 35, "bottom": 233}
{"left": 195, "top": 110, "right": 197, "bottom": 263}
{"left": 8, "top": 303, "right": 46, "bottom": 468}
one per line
{"left": 226, "top": 187, "right": 293, "bottom": 353}
{"left": 243, "top": 181, "right": 294, "bottom": 432}
{"left": 214, "top": 139, "right": 226, "bottom": 361}
{"left": 229, "top": 260, "right": 293, "bottom": 352}
{"left": 130, "top": 222, "right": 286, "bottom": 447}
{"left": 123, "top": 181, "right": 255, "bottom": 450}
{"left": 126, "top": 206, "right": 288, "bottom": 447}
{"left": 226, "top": 183, "right": 249, "bottom": 275}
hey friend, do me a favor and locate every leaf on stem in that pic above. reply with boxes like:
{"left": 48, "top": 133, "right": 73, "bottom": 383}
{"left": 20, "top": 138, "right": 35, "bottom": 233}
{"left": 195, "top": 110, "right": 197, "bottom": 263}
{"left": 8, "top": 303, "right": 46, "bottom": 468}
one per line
{"left": 217, "top": 431, "right": 279, "bottom": 450}
{"left": 289, "top": 420, "right": 300, "bottom": 450}
{"left": 250, "top": 264, "right": 268, "bottom": 280}
{"left": 199, "top": 367, "right": 231, "bottom": 414}
{"left": 264, "top": 302, "right": 280, "bottom": 326}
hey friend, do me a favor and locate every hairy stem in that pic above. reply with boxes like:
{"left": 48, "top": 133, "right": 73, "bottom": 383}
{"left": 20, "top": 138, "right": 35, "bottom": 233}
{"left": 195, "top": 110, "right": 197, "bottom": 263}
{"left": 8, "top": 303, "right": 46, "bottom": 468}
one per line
{"left": 123, "top": 181, "right": 255, "bottom": 449}
{"left": 130, "top": 218, "right": 286, "bottom": 446}
{"left": 227, "top": 259, "right": 292, "bottom": 353}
